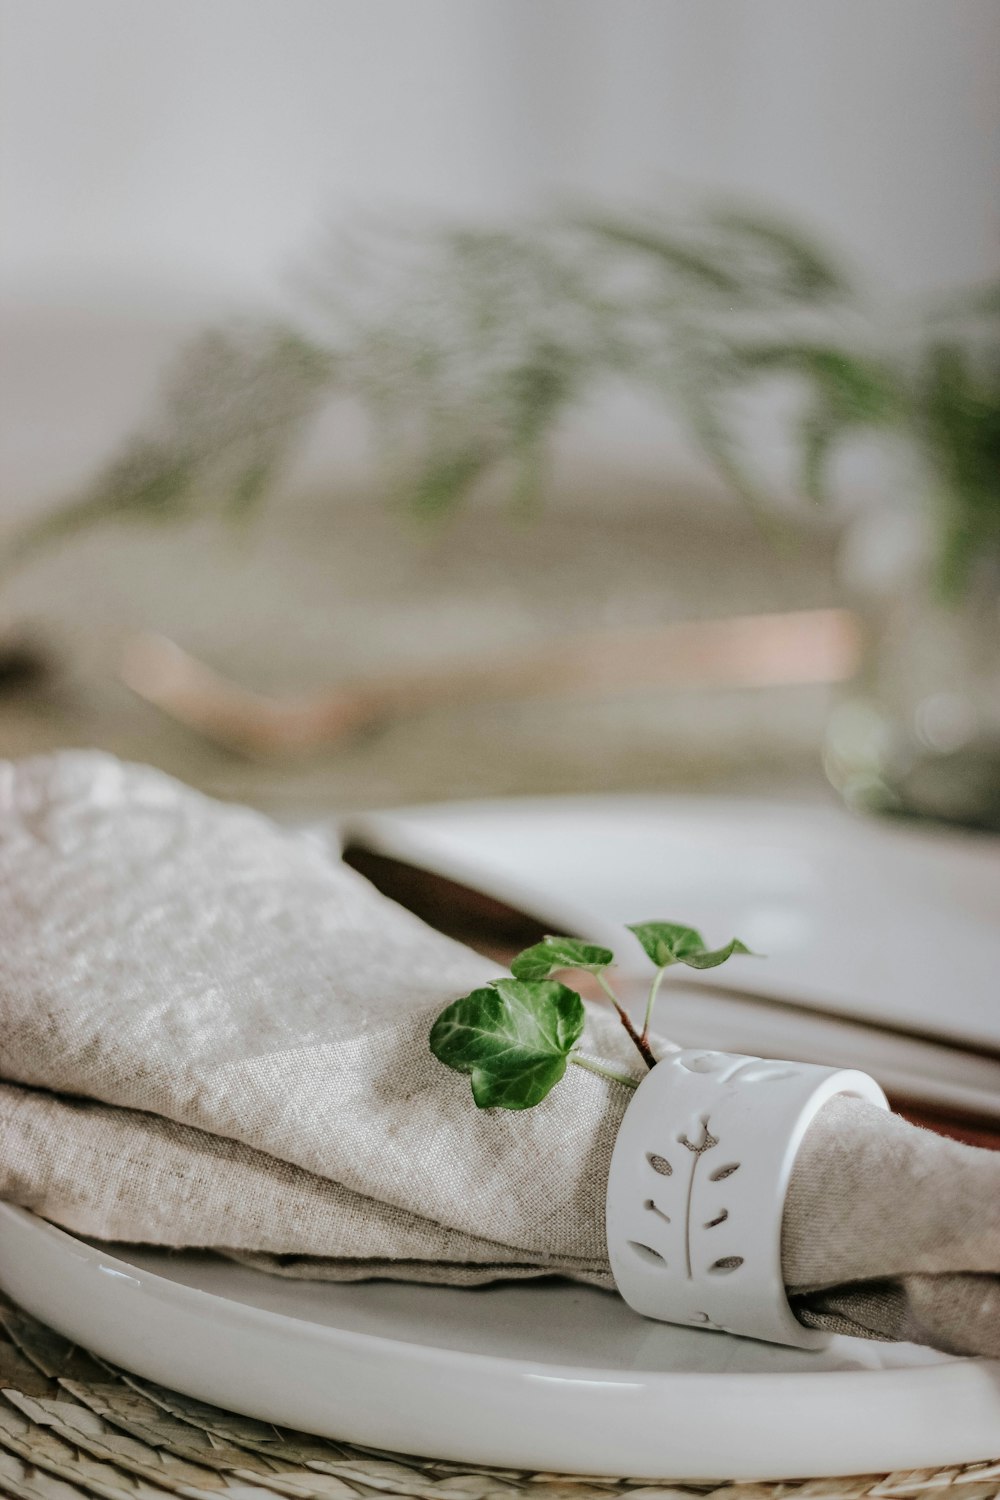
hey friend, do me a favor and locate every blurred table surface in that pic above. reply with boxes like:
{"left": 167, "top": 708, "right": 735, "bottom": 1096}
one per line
{"left": 0, "top": 488, "right": 844, "bottom": 820}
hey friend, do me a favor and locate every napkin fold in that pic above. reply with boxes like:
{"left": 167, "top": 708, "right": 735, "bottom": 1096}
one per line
{"left": 1, "top": 752, "right": 997, "bottom": 1356}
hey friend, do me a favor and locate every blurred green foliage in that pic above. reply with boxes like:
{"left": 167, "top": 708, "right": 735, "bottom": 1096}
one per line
{"left": 6, "top": 204, "right": 998, "bottom": 599}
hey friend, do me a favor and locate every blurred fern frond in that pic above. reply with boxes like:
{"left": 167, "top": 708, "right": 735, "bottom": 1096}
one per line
{"left": 5, "top": 203, "right": 997, "bottom": 599}
{"left": 2, "top": 322, "right": 331, "bottom": 574}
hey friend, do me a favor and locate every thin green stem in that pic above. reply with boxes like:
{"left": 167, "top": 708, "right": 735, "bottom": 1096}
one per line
{"left": 596, "top": 970, "right": 622, "bottom": 1007}
{"left": 641, "top": 966, "right": 668, "bottom": 1046}
{"left": 596, "top": 971, "right": 657, "bottom": 1070}
{"left": 569, "top": 1053, "right": 638, "bottom": 1090}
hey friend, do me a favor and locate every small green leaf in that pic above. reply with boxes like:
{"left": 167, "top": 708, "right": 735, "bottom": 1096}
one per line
{"left": 678, "top": 937, "right": 753, "bottom": 970}
{"left": 628, "top": 921, "right": 752, "bottom": 971}
{"left": 429, "top": 978, "right": 586, "bottom": 1110}
{"left": 467, "top": 1056, "right": 570, "bottom": 1110}
{"left": 510, "top": 936, "right": 614, "bottom": 982}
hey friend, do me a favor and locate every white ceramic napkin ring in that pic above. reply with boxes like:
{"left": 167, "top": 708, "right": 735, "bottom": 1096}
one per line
{"left": 605, "top": 1048, "right": 889, "bottom": 1348}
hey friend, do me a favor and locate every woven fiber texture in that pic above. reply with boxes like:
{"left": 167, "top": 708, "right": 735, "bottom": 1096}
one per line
{"left": 0, "top": 1294, "right": 997, "bottom": 1500}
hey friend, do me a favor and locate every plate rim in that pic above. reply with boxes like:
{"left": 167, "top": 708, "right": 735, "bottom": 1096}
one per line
{"left": 3, "top": 1202, "right": 995, "bottom": 1395}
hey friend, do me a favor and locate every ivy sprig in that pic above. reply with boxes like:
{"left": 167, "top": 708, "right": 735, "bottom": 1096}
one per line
{"left": 511, "top": 935, "right": 654, "bottom": 1068}
{"left": 626, "top": 921, "right": 752, "bottom": 1048}
{"left": 429, "top": 921, "right": 753, "bottom": 1110}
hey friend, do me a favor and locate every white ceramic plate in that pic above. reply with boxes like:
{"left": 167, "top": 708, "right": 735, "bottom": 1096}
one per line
{"left": 4, "top": 795, "right": 1000, "bottom": 1479}
{"left": 338, "top": 795, "right": 1000, "bottom": 1116}
{"left": 338, "top": 794, "right": 1000, "bottom": 1046}
{"left": 2, "top": 1204, "right": 999, "bottom": 1480}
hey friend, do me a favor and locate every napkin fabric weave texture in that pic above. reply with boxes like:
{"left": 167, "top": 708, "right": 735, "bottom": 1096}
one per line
{"left": 1, "top": 753, "right": 997, "bottom": 1356}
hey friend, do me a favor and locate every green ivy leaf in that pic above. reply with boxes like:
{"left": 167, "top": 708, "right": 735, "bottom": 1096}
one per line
{"left": 627, "top": 921, "right": 752, "bottom": 971}
{"left": 428, "top": 978, "right": 586, "bottom": 1110}
{"left": 510, "top": 936, "right": 614, "bottom": 982}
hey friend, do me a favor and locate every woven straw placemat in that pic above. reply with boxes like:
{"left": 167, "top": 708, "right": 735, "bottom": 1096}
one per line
{"left": 0, "top": 1295, "right": 997, "bottom": 1500}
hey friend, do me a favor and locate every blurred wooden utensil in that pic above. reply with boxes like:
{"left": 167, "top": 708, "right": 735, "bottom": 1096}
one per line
{"left": 120, "top": 607, "right": 860, "bottom": 760}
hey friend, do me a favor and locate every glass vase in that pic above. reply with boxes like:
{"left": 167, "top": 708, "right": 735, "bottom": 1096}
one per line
{"left": 825, "top": 505, "right": 1000, "bottom": 832}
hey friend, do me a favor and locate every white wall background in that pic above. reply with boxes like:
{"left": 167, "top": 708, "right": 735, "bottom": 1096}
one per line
{"left": 2, "top": 0, "right": 999, "bottom": 509}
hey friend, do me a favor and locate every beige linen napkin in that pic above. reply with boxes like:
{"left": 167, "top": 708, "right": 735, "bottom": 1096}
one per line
{"left": 1, "top": 752, "right": 998, "bottom": 1355}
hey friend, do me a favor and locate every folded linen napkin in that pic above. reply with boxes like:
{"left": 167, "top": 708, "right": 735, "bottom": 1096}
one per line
{"left": 1, "top": 752, "right": 997, "bottom": 1356}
